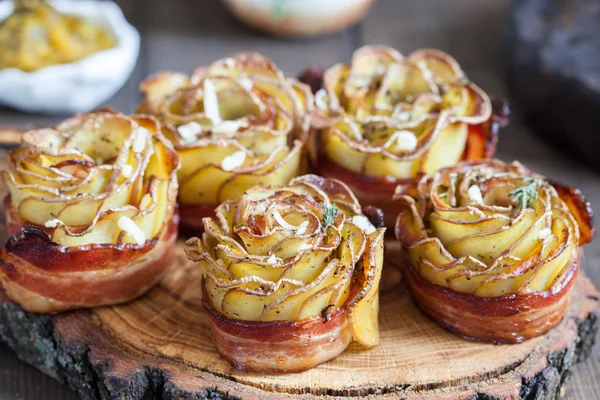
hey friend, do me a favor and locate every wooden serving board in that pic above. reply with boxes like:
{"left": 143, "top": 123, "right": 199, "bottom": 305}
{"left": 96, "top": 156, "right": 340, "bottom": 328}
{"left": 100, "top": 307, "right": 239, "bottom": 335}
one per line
{"left": 0, "top": 232, "right": 598, "bottom": 400}
{"left": 0, "top": 148, "right": 597, "bottom": 400}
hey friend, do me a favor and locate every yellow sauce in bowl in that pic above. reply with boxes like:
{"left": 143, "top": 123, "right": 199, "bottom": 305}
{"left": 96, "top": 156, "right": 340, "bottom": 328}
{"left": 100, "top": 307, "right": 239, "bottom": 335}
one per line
{"left": 0, "top": 0, "right": 115, "bottom": 71}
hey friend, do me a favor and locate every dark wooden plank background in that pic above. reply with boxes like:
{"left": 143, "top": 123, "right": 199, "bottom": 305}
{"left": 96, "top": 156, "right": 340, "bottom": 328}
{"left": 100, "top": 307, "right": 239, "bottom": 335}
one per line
{"left": 0, "top": 0, "right": 598, "bottom": 398}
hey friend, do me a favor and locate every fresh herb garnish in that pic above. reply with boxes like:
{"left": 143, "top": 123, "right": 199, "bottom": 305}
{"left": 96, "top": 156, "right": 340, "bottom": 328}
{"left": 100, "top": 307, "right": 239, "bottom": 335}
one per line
{"left": 321, "top": 203, "right": 339, "bottom": 227}
{"left": 509, "top": 178, "right": 545, "bottom": 209}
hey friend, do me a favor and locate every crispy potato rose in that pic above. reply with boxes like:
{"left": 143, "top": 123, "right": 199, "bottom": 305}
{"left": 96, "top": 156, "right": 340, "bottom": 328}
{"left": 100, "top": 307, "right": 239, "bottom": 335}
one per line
{"left": 0, "top": 110, "right": 180, "bottom": 313}
{"left": 186, "top": 175, "right": 385, "bottom": 372}
{"left": 395, "top": 160, "right": 594, "bottom": 343}
{"left": 312, "top": 45, "right": 504, "bottom": 227}
{"left": 139, "top": 53, "right": 313, "bottom": 230}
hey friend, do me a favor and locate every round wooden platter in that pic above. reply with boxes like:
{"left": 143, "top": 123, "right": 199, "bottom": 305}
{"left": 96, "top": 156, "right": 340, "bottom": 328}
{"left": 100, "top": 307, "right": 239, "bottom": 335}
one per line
{"left": 0, "top": 232, "right": 597, "bottom": 400}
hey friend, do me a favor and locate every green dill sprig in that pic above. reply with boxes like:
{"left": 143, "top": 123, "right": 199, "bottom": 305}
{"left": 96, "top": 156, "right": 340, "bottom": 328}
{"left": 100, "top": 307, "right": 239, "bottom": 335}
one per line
{"left": 321, "top": 203, "right": 339, "bottom": 227}
{"left": 509, "top": 178, "right": 545, "bottom": 209}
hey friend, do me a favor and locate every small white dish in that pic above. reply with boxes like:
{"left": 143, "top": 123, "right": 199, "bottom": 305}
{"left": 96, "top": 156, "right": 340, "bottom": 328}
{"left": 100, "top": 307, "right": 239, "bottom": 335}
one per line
{"left": 0, "top": 0, "right": 140, "bottom": 115}
{"left": 223, "top": 0, "right": 374, "bottom": 37}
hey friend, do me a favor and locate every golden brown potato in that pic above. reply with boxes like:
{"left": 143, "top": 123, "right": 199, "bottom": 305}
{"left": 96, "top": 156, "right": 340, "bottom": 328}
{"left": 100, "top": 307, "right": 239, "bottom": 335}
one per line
{"left": 186, "top": 175, "right": 385, "bottom": 372}
{"left": 0, "top": 110, "right": 180, "bottom": 313}
{"left": 312, "top": 45, "right": 501, "bottom": 227}
{"left": 394, "top": 159, "right": 594, "bottom": 343}
{"left": 139, "top": 53, "right": 313, "bottom": 229}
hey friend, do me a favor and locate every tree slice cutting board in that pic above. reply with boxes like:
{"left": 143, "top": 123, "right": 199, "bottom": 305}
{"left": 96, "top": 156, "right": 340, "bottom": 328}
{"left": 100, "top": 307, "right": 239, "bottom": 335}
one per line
{"left": 0, "top": 162, "right": 597, "bottom": 399}
{"left": 0, "top": 239, "right": 598, "bottom": 400}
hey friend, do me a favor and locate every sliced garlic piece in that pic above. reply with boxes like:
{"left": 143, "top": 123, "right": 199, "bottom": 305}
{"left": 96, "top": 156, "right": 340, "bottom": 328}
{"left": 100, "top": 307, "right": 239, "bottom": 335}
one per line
{"left": 468, "top": 185, "right": 484, "bottom": 204}
{"left": 177, "top": 121, "right": 203, "bottom": 142}
{"left": 121, "top": 164, "right": 133, "bottom": 178}
{"left": 237, "top": 78, "right": 253, "bottom": 91}
{"left": 296, "top": 221, "right": 309, "bottom": 235}
{"left": 132, "top": 127, "right": 150, "bottom": 153}
{"left": 44, "top": 218, "right": 64, "bottom": 228}
{"left": 315, "top": 89, "right": 328, "bottom": 111}
{"left": 212, "top": 120, "right": 248, "bottom": 135}
{"left": 221, "top": 151, "right": 246, "bottom": 172}
{"left": 385, "top": 130, "right": 418, "bottom": 152}
{"left": 203, "top": 79, "right": 222, "bottom": 125}
{"left": 118, "top": 216, "right": 146, "bottom": 246}
{"left": 352, "top": 215, "right": 376, "bottom": 234}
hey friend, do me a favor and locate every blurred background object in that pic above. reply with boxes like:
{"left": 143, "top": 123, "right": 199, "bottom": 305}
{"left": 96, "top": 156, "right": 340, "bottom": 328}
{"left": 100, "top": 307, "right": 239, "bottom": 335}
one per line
{"left": 0, "top": 0, "right": 139, "bottom": 114}
{"left": 223, "top": 0, "right": 375, "bottom": 37}
{"left": 506, "top": 0, "right": 600, "bottom": 170}
{"left": 0, "top": 0, "right": 115, "bottom": 71}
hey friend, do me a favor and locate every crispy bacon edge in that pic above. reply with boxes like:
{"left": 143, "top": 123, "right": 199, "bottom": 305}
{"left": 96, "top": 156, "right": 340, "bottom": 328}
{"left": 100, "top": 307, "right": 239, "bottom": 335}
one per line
{"left": 0, "top": 200, "right": 179, "bottom": 314}
{"left": 312, "top": 97, "right": 510, "bottom": 228}
{"left": 202, "top": 283, "right": 353, "bottom": 373}
{"left": 403, "top": 251, "right": 578, "bottom": 343}
{"left": 550, "top": 180, "right": 595, "bottom": 246}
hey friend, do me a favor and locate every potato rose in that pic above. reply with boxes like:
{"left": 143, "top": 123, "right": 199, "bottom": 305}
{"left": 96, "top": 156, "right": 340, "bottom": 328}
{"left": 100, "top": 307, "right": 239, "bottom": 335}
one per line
{"left": 0, "top": 110, "right": 180, "bottom": 313}
{"left": 186, "top": 175, "right": 385, "bottom": 372}
{"left": 395, "top": 160, "right": 594, "bottom": 343}
{"left": 139, "top": 52, "right": 313, "bottom": 230}
{"left": 312, "top": 45, "right": 505, "bottom": 227}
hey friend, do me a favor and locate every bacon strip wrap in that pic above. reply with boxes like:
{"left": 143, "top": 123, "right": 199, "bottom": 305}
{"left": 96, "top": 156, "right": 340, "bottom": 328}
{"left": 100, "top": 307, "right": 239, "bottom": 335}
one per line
{"left": 0, "top": 111, "right": 180, "bottom": 313}
{"left": 394, "top": 159, "right": 593, "bottom": 343}
{"left": 186, "top": 175, "right": 385, "bottom": 372}
{"left": 139, "top": 53, "right": 313, "bottom": 230}
{"left": 312, "top": 46, "right": 506, "bottom": 227}
{"left": 405, "top": 251, "right": 578, "bottom": 343}
{"left": 204, "top": 296, "right": 352, "bottom": 373}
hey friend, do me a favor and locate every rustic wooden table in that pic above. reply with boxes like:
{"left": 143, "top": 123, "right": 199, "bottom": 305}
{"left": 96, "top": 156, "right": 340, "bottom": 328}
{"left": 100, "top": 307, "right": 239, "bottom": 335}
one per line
{"left": 0, "top": 0, "right": 598, "bottom": 399}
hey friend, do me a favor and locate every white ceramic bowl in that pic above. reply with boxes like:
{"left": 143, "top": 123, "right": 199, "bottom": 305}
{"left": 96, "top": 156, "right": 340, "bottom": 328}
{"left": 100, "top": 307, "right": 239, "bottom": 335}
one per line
{"left": 223, "top": 0, "right": 375, "bottom": 37}
{"left": 0, "top": 0, "right": 140, "bottom": 114}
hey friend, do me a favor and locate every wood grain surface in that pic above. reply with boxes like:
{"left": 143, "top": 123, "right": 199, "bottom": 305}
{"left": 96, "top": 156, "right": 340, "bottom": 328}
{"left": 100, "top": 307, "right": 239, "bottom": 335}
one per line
{"left": 0, "top": 0, "right": 599, "bottom": 399}
{"left": 0, "top": 236, "right": 597, "bottom": 399}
